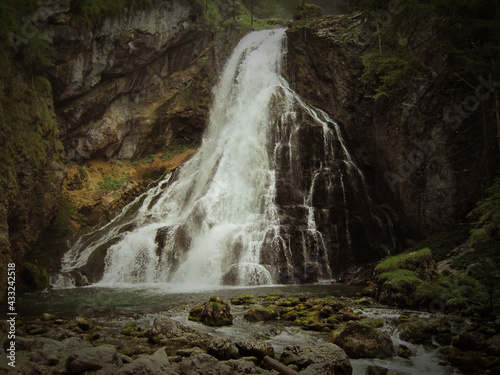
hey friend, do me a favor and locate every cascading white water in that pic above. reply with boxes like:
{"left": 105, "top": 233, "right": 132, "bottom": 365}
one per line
{"left": 54, "top": 28, "right": 395, "bottom": 289}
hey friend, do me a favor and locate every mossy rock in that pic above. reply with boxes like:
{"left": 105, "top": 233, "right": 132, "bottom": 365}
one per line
{"left": 189, "top": 296, "right": 233, "bottom": 327}
{"left": 354, "top": 298, "right": 372, "bottom": 306}
{"left": 328, "top": 299, "right": 348, "bottom": 312}
{"left": 398, "top": 316, "right": 450, "bottom": 345}
{"left": 332, "top": 322, "right": 394, "bottom": 359}
{"left": 244, "top": 307, "right": 278, "bottom": 322}
{"left": 276, "top": 297, "right": 300, "bottom": 307}
{"left": 120, "top": 323, "right": 140, "bottom": 336}
{"left": 282, "top": 310, "right": 299, "bottom": 321}
{"left": 230, "top": 295, "right": 254, "bottom": 305}
{"left": 446, "top": 347, "right": 500, "bottom": 373}
{"left": 375, "top": 248, "right": 436, "bottom": 280}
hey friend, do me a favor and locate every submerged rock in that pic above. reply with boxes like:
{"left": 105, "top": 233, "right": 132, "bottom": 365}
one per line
{"left": 188, "top": 296, "right": 233, "bottom": 327}
{"left": 332, "top": 322, "right": 394, "bottom": 359}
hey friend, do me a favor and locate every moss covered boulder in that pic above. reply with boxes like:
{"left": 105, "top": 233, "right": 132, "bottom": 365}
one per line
{"left": 374, "top": 248, "right": 437, "bottom": 308}
{"left": 398, "top": 315, "right": 451, "bottom": 346}
{"left": 332, "top": 322, "right": 394, "bottom": 359}
{"left": 188, "top": 296, "right": 233, "bottom": 327}
{"left": 243, "top": 307, "right": 278, "bottom": 322}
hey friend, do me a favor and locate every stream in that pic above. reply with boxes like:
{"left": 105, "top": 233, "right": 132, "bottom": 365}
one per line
{"left": 13, "top": 284, "right": 464, "bottom": 374}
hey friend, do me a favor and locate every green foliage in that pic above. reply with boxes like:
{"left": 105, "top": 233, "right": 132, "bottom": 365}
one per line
{"left": 411, "top": 225, "right": 470, "bottom": 262}
{"left": 468, "top": 177, "right": 500, "bottom": 245}
{"left": 294, "top": 3, "right": 322, "bottom": 20}
{"left": 450, "top": 239, "right": 500, "bottom": 270}
{"left": 99, "top": 175, "right": 125, "bottom": 190}
{"left": 359, "top": 0, "right": 499, "bottom": 99}
{"left": 240, "top": 0, "right": 301, "bottom": 19}
{"left": 161, "top": 143, "right": 194, "bottom": 161}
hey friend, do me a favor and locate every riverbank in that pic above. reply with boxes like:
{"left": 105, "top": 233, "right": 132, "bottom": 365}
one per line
{"left": 2, "top": 288, "right": 498, "bottom": 374}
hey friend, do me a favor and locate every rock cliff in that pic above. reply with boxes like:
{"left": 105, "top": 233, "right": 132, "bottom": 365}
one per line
{"left": 0, "top": 0, "right": 237, "bottom": 294}
{"left": 285, "top": 14, "right": 499, "bottom": 243}
{"left": 45, "top": 0, "right": 219, "bottom": 162}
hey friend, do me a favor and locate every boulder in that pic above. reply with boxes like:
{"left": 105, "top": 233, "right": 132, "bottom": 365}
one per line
{"left": 75, "top": 316, "right": 90, "bottom": 331}
{"left": 66, "top": 344, "right": 122, "bottom": 374}
{"left": 244, "top": 307, "right": 279, "bottom": 322}
{"left": 226, "top": 358, "right": 269, "bottom": 374}
{"left": 235, "top": 340, "right": 274, "bottom": 360}
{"left": 452, "top": 331, "right": 486, "bottom": 351}
{"left": 112, "top": 347, "right": 178, "bottom": 375}
{"left": 280, "top": 343, "right": 352, "bottom": 375}
{"left": 486, "top": 335, "right": 500, "bottom": 356}
{"left": 332, "top": 322, "right": 394, "bottom": 359}
{"left": 207, "top": 337, "right": 239, "bottom": 360}
{"left": 42, "top": 313, "right": 56, "bottom": 321}
{"left": 188, "top": 296, "right": 233, "bottom": 327}
{"left": 151, "top": 316, "right": 209, "bottom": 344}
{"left": 180, "top": 353, "right": 233, "bottom": 375}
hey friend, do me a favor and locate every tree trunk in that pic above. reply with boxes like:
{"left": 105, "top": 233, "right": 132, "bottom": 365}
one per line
{"left": 262, "top": 357, "right": 299, "bottom": 375}
{"left": 251, "top": 0, "right": 254, "bottom": 25}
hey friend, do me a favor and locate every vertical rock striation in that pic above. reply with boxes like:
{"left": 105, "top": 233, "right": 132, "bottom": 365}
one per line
{"left": 44, "top": 0, "right": 218, "bottom": 162}
{"left": 285, "top": 15, "right": 499, "bottom": 242}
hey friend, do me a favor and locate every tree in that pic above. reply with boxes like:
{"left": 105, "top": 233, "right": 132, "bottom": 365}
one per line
{"left": 251, "top": 0, "right": 254, "bottom": 24}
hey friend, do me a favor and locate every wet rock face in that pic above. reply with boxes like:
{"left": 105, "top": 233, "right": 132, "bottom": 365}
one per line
{"left": 264, "top": 86, "right": 395, "bottom": 283}
{"left": 285, "top": 14, "right": 499, "bottom": 241}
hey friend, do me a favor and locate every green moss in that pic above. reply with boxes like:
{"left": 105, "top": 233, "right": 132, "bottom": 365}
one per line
{"left": 376, "top": 248, "right": 433, "bottom": 274}
{"left": 160, "top": 143, "right": 194, "bottom": 161}
{"left": 379, "top": 269, "right": 421, "bottom": 285}
{"left": 99, "top": 175, "right": 125, "bottom": 190}
{"left": 230, "top": 295, "right": 254, "bottom": 305}
{"left": 120, "top": 323, "right": 139, "bottom": 336}
{"left": 294, "top": 3, "right": 322, "bottom": 20}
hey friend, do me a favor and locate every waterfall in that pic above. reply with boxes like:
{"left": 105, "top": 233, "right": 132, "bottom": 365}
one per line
{"left": 54, "top": 28, "right": 395, "bottom": 289}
